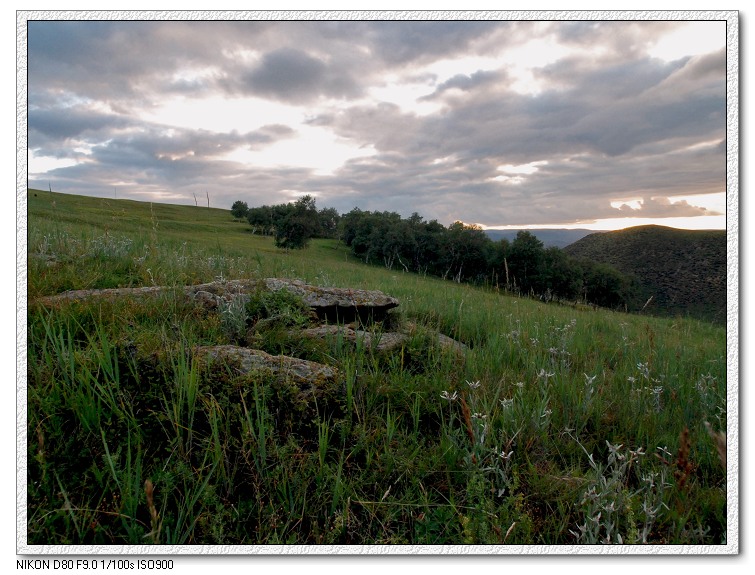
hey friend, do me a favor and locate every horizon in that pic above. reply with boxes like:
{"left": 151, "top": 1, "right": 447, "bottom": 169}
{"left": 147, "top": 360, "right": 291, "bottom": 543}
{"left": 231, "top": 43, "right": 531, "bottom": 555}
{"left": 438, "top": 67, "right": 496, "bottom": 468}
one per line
{"left": 28, "top": 187, "right": 727, "bottom": 234}
{"left": 25, "top": 15, "right": 731, "bottom": 232}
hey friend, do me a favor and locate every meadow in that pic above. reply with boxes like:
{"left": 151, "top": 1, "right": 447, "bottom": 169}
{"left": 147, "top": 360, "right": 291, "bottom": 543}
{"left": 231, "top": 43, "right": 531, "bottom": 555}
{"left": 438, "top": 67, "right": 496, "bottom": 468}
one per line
{"left": 25, "top": 190, "right": 729, "bottom": 546}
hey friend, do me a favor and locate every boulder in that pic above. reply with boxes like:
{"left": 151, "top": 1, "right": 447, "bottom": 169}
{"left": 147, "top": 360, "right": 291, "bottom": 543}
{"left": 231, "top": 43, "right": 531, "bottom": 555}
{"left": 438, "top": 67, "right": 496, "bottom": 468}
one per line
{"left": 195, "top": 345, "right": 344, "bottom": 434}
{"left": 296, "top": 322, "right": 467, "bottom": 356}
{"left": 35, "top": 278, "right": 399, "bottom": 323}
{"left": 262, "top": 278, "right": 399, "bottom": 322}
{"left": 195, "top": 345, "right": 339, "bottom": 398}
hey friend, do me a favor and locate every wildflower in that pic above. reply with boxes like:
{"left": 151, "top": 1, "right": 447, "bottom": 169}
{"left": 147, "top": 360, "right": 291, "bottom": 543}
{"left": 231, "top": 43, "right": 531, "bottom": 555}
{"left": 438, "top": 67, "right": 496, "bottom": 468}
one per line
{"left": 515, "top": 381, "right": 525, "bottom": 389}
{"left": 656, "top": 446, "right": 673, "bottom": 458}
{"left": 537, "top": 369, "right": 555, "bottom": 379}
{"left": 606, "top": 440, "right": 623, "bottom": 454}
{"left": 584, "top": 373, "right": 597, "bottom": 385}
{"left": 466, "top": 380, "right": 481, "bottom": 390}
{"left": 629, "top": 446, "right": 646, "bottom": 459}
{"left": 440, "top": 390, "right": 458, "bottom": 402}
{"left": 541, "top": 408, "right": 552, "bottom": 419}
{"left": 530, "top": 338, "right": 539, "bottom": 345}
{"left": 500, "top": 398, "right": 514, "bottom": 409}
{"left": 499, "top": 450, "right": 514, "bottom": 461}
{"left": 472, "top": 412, "right": 487, "bottom": 420}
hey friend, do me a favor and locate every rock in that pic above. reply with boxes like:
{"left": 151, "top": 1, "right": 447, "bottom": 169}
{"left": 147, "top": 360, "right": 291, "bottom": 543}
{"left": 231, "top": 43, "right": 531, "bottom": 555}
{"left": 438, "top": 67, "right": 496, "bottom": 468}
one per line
{"left": 194, "top": 345, "right": 339, "bottom": 397}
{"left": 296, "top": 321, "right": 467, "bottom": 356}
{"left": 263, "top": 278, "right": 399, "bottom": 322}
{"left": 35, "top": 278, "right": 399, "bottom": 323}
{"left": 298, "top": 325, "right": 405, "bottom": 353}
{"left": 34, "top": 284, "right": 169, "bottom": 306}
{"left": 195, "top": 345, "right": 344, "bottom": 434}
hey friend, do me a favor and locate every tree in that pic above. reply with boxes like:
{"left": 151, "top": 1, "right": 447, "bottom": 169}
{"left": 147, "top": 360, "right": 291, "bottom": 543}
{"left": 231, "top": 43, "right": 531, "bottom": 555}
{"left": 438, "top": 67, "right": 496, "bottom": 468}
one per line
{"left": 580, "top": 260, "right": 632, "bottom": 309}
{"left": 247, "top": 205, "right": 275, "bottom": 235}
{"left": 231, "top": 200, "right": 249, "bottom": 219}
{"left": 507, "top": 231, "right": 545, "bottom": 293}
{"left": 274, "top": 195, "right": 319, "bottom": 250}
{"left": 317, "top": 206, "right": 341, "bottom": 239}
{"left": 439, "top": 221, "right": 490, "bottom": 283}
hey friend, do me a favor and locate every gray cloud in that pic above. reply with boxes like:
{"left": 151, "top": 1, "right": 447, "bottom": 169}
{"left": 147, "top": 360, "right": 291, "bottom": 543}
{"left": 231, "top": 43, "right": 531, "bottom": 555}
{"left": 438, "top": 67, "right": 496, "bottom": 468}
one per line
{"left": 230, "top": 47, "right": 362, "bottom": 103}
{"left": 26, "top": 19, "right": 728, "bottom": 228}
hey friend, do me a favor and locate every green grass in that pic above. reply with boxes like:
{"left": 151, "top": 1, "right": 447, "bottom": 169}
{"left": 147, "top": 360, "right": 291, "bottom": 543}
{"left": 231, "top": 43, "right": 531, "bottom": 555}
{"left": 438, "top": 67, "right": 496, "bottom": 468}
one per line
{"left": 25, "top": 190, "right": 728, "bottom": 546}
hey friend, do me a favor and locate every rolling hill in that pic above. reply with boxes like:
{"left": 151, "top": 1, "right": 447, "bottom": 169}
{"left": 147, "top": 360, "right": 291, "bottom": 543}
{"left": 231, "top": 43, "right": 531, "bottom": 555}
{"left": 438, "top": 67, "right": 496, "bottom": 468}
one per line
{"left": 563, "top": 225, "right": 727, "bottom": 323}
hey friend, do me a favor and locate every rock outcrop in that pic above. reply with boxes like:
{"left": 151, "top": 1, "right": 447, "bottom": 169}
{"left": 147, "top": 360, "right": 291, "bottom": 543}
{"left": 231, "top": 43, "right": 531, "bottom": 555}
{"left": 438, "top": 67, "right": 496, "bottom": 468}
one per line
{"left": 35, "top": 278, "right": 399, "bottom": 322}
{"left": 36, "top": 278, "right": 466, "bottom": 400}
{"left": 297, "top": 323, "right": 467, "bottom": 355}
{"left": 195, "top": 345, "right": 339, "bottom": 394}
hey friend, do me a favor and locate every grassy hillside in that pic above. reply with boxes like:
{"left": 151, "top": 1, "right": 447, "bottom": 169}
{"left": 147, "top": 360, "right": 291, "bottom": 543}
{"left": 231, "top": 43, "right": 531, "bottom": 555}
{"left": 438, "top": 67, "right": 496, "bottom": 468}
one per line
{"left": 563, "top": 225, "right": 727, "bottom": 324}
{"left": 25, "top": 190, "right": 728, "bottom": 546}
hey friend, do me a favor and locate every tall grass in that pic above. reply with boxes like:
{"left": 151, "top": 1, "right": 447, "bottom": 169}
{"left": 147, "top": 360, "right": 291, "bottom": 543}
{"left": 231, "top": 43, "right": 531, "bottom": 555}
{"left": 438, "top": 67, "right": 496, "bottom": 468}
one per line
{"left": 25, "top": 191, "right": 728, "bottom": 546}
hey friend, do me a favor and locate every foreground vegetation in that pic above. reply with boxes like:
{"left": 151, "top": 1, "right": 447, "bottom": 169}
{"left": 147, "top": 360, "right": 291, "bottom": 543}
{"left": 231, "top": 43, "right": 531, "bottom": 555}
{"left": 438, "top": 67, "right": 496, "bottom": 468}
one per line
{"left": 26, "top": 191, "right": 728, "bottom": 546}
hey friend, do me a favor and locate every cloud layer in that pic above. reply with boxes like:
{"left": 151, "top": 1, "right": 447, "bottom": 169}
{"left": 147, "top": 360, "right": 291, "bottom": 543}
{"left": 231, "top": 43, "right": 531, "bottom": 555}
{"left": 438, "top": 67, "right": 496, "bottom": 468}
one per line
{"left": 26, "top": 18, "right": 728, "bottom": 228}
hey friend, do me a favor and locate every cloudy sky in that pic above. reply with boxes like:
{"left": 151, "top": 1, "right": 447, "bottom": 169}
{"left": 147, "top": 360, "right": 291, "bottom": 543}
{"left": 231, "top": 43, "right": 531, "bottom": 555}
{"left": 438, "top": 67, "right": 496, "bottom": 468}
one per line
{"left": 25, "top": 15, "right": 730, "bottom": 230}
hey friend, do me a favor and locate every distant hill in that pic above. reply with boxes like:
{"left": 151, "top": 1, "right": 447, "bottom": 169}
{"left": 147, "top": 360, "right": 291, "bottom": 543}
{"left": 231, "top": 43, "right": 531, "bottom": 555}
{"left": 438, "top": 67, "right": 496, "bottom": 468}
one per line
{"left": 484, "top": 228, "right": 598, "bottom": 249}
{"left": 563, "top": 225, "right": 727, "bottom": 323}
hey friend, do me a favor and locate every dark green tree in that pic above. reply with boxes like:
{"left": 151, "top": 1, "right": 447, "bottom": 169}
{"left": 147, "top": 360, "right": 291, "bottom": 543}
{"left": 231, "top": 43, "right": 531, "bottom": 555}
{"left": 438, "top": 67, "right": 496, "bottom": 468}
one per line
{"left": 317, "top": 206, "right": 341, "bottom": 239}
{"left": 507, "top": 231, "right": 545, "bottom": 293}
{"left": 231, "top": 200, "right": 249, "bottom": 219}
{"left": 274, "top": 195, "right": 319, "bottom": 250}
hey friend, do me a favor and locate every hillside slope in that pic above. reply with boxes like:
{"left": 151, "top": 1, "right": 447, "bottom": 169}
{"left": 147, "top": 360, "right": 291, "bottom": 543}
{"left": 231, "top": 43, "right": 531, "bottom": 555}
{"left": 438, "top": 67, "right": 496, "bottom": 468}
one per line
{"left": 563, "top": 225, "right": 727, "bottom": 323}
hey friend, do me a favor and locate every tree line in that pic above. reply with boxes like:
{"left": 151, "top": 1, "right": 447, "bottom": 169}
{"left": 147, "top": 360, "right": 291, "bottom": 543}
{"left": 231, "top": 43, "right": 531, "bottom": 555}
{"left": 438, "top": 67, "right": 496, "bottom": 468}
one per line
{"left": 231, "top": 198, "right": 637, "bottom": 310}
{"left": 232, "top": 196, "right": 340, "bottom": 249}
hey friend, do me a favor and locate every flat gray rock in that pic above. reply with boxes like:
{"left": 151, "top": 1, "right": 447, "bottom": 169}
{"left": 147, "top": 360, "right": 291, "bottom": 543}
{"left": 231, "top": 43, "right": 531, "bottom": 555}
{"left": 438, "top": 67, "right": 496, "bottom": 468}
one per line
{"left": 35, "top": 278, "right": 399, "bottom": 322}
{"left": 263, "top": 278, "right": 399, "bottom": 321}
{"left": 296, "top": 322, "right": 467, "bottom": 355}
{"left": 195, "top": 345, "right": 339, "bottom": 396}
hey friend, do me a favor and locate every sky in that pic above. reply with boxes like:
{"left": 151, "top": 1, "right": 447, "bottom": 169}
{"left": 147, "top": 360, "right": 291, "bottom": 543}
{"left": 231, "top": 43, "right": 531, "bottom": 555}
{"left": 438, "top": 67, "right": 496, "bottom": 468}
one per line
{"left": 25, "top": 16, "right": 729, "bottom": 232}
{"left": 8, "top": 4, "right": 746, "bottom": 569}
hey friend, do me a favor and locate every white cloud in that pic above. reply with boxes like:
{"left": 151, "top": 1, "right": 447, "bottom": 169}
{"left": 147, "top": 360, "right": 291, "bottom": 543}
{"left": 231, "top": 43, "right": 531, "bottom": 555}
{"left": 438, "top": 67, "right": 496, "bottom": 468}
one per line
{"left": 222, "top": 125, "right": 376, "bottom": 176}
{"left": 648, "top": 21, "right": 726, "bottom": 62}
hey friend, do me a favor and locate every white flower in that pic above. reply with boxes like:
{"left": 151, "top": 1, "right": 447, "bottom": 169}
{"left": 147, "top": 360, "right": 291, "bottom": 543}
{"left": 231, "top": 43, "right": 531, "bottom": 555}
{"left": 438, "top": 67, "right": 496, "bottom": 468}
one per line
{"left": 466, "top": 380, "right": 481, "bottom": 389}
{"left": 499, "top": 450, "right": 514, "bottom": 461}
{"left": 656, "top": 446, "right": 673, "bottom": 458}
{"left": 537, "top": 369, "right": 555, "bottom": 379}
{"left": 440, "top": 390, "right": 458, "bottom": 402}
{"left": 584, "top": 373, "right": 597, "bottom": 385}
{"left": 500, "top": 398, "right": 514, "bottom": 409}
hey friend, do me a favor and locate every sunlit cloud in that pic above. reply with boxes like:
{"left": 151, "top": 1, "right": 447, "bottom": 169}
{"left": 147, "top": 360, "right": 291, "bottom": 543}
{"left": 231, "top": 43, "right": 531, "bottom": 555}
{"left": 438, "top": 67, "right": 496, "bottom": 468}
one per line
{"left": 222, "top": 125, "right": 377, "bottom": 176}
{"left": 26, "top": 17, "right": 729, "bottom": 230}
{"left": 648, "top": 21, "right": 727, "bottom": 62}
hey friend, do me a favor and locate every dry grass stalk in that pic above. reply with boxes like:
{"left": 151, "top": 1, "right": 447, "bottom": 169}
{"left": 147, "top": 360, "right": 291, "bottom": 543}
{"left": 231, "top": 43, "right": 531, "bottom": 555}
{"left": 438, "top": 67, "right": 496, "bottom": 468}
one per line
{"left": 674, "top": 427, "right": 695, "bottom": 490}
{"left": 459, "top": 395, "right": 475, "bottom": 448}
{"left": 704, "top": 421, "right": 726, "bottom": 470}
{"left": 144, "top": 479, "right": 161, "bottom": 544}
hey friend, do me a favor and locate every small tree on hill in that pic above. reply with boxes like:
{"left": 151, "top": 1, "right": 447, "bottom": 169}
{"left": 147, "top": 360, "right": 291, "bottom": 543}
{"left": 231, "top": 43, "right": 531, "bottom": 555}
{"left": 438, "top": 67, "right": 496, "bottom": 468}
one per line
{"left": 274, "top": 195, "right": 319, "bottom": 250}
{"left": 231, "top": 200, "right": 249, "bottom": 219}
